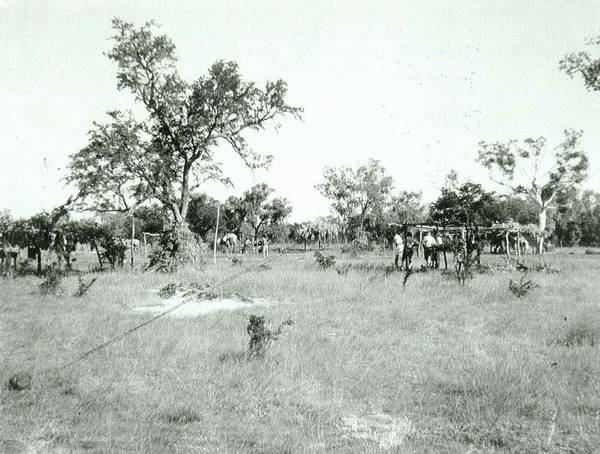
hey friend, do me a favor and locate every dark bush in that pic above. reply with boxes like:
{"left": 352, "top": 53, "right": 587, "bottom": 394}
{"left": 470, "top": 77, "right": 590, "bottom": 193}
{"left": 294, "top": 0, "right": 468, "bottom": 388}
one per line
{"left": 247, "top": 315, "right": 293, "bottom": 357}
{"left": 314, "top": 251, "right": 335, "bottom": 269}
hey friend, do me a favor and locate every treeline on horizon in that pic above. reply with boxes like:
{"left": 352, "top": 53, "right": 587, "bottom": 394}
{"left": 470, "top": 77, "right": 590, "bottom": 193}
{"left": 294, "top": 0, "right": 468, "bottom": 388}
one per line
{"left": 2, "top": 161, "right": 599, "bottom": 250}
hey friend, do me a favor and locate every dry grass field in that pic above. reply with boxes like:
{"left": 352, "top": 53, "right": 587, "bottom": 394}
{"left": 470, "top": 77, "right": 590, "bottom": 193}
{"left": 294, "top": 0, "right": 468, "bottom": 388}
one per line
{"left": 1, "top": 248, "right": 599, "bottom": 453}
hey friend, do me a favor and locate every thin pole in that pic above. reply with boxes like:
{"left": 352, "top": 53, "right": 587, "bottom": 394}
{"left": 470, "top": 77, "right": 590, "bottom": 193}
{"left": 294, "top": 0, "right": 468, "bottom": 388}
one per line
{"left": 130, "top": 210, "right": 135, "bottom": 269}
{"left": 213, "top": 203, "right": 220, "bottom": 265}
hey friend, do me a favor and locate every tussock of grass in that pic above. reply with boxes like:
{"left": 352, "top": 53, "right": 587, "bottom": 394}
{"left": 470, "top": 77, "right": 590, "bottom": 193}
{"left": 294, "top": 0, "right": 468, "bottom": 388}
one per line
{"left": 161, "top": 406, "right": 202, "bottom": 424}
{"left": 556, "top": 320, "right": 599, "bottom": 347}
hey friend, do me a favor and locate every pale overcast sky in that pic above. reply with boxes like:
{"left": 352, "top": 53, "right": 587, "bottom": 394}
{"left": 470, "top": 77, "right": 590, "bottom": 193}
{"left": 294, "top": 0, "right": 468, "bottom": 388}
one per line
{"left": 1, "top": 0, "right": 599, "bottom": 221}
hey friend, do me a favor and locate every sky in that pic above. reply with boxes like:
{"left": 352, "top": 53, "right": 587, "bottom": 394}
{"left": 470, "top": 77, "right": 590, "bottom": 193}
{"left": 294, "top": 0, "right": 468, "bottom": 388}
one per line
{"left": 1, "top": 0, "right": 600, "bottom": 221}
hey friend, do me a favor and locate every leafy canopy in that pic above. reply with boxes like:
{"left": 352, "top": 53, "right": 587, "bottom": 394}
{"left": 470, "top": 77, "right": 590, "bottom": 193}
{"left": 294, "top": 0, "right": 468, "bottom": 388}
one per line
{"left": 477, "top": 130, "right": 588, "bottom": 209}
{"left": 67, "top": 19, "right": 301, "bottom": 222}
{"left": 316, "top": 159, "right": 394, "bottom": 234}
{"left": 560, "top": 35, "right": 600, "bottom": 92}
{"left": 429, "top": 181, "right": 496, "bottom": 227}
{"left": 222, "top": 184, "right": 292, "bottom": 238}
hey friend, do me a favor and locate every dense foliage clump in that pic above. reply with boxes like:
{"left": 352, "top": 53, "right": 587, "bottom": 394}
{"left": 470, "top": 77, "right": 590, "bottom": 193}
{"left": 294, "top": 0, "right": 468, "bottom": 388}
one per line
{"left": 146, "top": 227, "right": 205, "bottom": 272}
{"left": 314, "top": 251, "right": 336, "bottom": 269}
{"left": 73, "top": 274, "right": 97, "bottom": 297}
{"left": 247, "top": 315, "right": 293, "bottom": 357}
{"left": 39, "top": 266, "right": 64, "bottom": 296}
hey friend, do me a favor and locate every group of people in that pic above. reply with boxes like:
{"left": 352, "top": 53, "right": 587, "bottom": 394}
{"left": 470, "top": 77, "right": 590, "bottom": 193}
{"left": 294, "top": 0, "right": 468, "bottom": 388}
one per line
{"left": 392, "top": 230, "right": 446, "bottom": 271}
{"left": 241, "top": 235, "right": 269, "bottom": 257}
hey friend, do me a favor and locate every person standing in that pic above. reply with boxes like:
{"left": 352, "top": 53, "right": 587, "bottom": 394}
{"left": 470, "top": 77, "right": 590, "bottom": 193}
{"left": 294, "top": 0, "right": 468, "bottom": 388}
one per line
{"left": 403, "top": 232, "right": 415, "bottom": 270}
{"left": 433, "top": 230, "right": 443, "bottom": 269}
{"left": 422, "top": 231, "right": 436, "bottom": 267}
{"left": 261, "top": 234, "right": 269, "bottom": 257}
{"left": 393, "top": 232, "right": 404, "bottom": 269}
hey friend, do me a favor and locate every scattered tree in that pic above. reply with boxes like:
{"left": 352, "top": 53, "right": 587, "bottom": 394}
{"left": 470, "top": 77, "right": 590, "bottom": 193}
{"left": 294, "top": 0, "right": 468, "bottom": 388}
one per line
{"left": 316, "top": 159, "right": 393, "bottom": 241}
{"left": 429, "top": 181, "right": 496, "bottom": 228}
{"left": 388, "top": 191, "right": 426, "bottom": 225}
{"left": 66, "top": 19, "right": 301, "bottom": 262}
{"left": 477, "top": 131, "right": 588, "bottom": 252}
{"left": 222, "top": 184, "right": 292, "bottom": 240}
{"left": 560, "top": 35, "right": 600, "bottom": 92}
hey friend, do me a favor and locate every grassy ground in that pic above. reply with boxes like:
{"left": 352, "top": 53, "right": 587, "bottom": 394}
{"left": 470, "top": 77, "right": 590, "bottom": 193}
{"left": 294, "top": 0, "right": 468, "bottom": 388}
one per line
{"left": 1, "top": 248, "right": 599, "bottom": 453}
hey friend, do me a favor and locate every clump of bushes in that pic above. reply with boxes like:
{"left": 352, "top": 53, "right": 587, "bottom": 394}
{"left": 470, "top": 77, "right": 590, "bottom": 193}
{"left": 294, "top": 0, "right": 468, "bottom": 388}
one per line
{"left": 158, "top": 282, "right": 180, "bottom": 298}
{"left": 532, "top": 262, "right": 559, "bottom": 274}
{"left": 247, "top": 315, "right": 294, "bottom": 357}
{"left": 508, "top": 271, "right": 538, "bottom": 298}
{"left": 314, "top": 251, "right": 335, "bottom": 269}
{"left": 556, "top": 319, "right": 599, "bottom": 347}
{"left": 146, "top": 227, "right": 205, "bottom": 273}
{"left": 99, "top": 237, "right": 127, "bottom": 269}
{"left": 336, "top": 264, "right": 352, "bottom": 275}
{"left": 158, "top": 282, "right": 217, "bottom": 300}
{"left": 73, "top": 274, "right": 97, "bottom": 297}
{"left": 39, "top": 265, "right": 64, "bottom": 296}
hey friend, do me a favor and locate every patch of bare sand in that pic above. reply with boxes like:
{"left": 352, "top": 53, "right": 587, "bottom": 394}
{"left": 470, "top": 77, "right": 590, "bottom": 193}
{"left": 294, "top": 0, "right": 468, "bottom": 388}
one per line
{"left": 341, "top": 413, "right": 414, "bottom": 449}
{"left": 133, "top": 288, "right": 274, "bottom": 318}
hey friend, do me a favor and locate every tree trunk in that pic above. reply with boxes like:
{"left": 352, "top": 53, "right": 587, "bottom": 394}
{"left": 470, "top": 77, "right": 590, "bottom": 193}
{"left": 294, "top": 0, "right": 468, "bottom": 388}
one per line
{"left": 179, "top": 162, "right": 191, "bottom": 221}
{"left": 93, "top": 242, "right": 103, "bottom": 270}
{"left": 537, "top": 208, "right": 547, "bottom": 254}
{"left": 36, "top": 248, "right": 42, "bottom": 274}
{"left": 213, "top": 204, "right": 220, "bottom": 264}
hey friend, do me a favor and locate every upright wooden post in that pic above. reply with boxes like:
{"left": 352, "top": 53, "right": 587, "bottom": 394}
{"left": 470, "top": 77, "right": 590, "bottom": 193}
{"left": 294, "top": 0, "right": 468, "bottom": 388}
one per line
{"left": 130, "top": 210, "right": 135, "bottom": 269}
{"left": 442, "top": 226, "right": 448, "bottom": 270}
{"left": 213, "top": 203, "right": 220, "bottom": 265}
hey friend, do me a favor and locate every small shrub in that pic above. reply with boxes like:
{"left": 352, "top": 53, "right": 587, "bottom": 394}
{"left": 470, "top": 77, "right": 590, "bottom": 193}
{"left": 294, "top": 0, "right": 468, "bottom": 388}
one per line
{"left": 508, "top": 271, "right": 538, "bottom": 298}
{"left": 556, "top": 321, "right": 599, "bottom": 347}
{"left": 73, "top": 275, "right": 97, "bottom": 297}
{"left": 39, "top": 266, "right": 63, "bottom": 296}
{"left": 532, "top": 262, "right": 559, "bottom": 274}
{"left": 336, "top": 264, "right": 352, "bottom": 275}
{"left": 0, "top": 262, "right": 14, "bottom": 278}
{"left": 158, "top": 282, "right": 180, "bottom": 299}
{"left": 7, "top": 371, "right": 32, "bottom": 391}
{"left": 162, "top": 407, "right": 201, "bottom": 424}
{"left": 452, "top": 240, "right": 477, "bottom": 286}
{"left": 247, "top": 315, "right": 294, "bottom": 357}
{"left": 314, "top": 251, "right": 335, "bottom": 269}
{"left": 340, "top": 245, "right": 359, "bottom": 258}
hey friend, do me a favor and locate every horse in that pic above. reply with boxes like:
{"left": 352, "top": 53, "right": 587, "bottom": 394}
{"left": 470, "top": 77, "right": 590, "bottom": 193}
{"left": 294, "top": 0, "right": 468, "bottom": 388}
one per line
{"left": 220, "top": 233, "right": 238, "bottom": 254}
